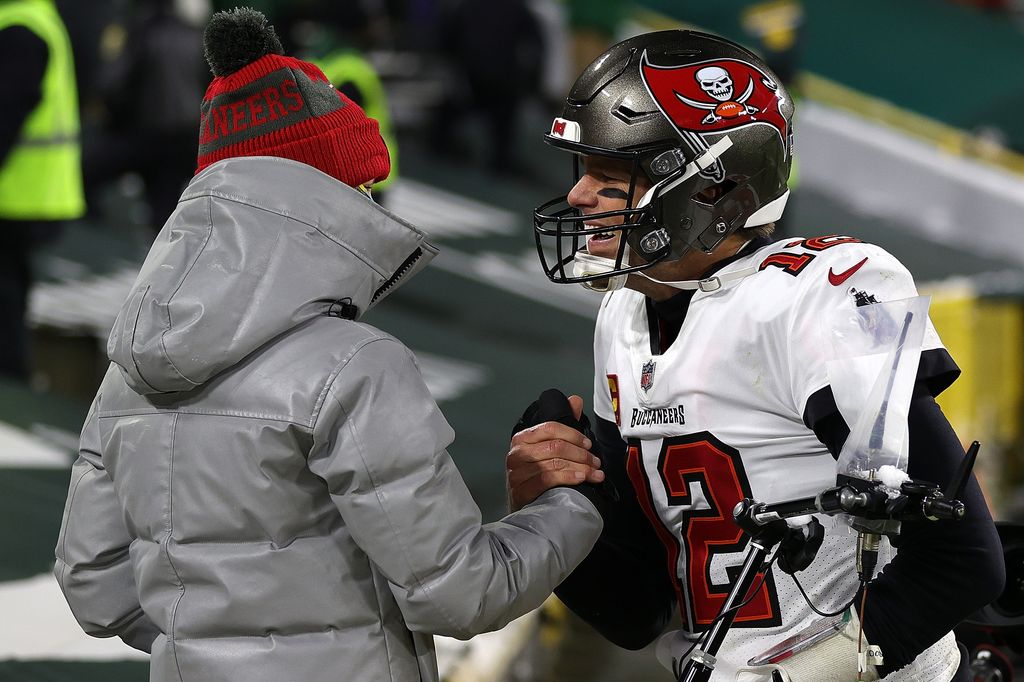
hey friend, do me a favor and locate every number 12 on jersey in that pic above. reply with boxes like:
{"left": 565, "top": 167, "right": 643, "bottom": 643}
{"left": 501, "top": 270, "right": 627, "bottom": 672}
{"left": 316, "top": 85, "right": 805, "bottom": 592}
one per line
{"left": 626, "top": 432, "right": 782, "bottom": 629}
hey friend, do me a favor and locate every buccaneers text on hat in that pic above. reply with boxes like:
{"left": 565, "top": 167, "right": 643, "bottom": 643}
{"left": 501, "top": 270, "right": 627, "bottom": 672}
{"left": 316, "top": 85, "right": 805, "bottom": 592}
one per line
{"left": 200, "top": 80, "right": 301, "bottom": 144}
{"left": 198, "top": 67, "right": 345, "bottom": 157}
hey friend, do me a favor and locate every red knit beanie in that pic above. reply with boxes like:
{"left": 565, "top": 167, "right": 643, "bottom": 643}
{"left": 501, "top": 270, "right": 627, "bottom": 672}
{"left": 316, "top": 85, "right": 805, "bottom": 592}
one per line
{"left": 196, "top": 8, "right": 390, "bottom": 188}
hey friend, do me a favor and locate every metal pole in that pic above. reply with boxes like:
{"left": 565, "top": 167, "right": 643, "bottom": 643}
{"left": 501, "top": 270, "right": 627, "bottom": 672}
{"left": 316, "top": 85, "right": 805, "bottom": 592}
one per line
{"left": 678, "top": 541, "right": 771, "bottom": 682}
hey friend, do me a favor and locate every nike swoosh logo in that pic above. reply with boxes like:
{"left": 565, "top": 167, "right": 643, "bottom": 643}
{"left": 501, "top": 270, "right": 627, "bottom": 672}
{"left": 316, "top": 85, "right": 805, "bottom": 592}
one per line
{"left": 828, "top": 257, "right": 868, "bottom": 286}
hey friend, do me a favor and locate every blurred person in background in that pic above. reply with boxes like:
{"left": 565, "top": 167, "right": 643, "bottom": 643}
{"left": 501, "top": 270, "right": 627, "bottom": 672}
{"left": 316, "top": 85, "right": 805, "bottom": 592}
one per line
{"left": 509, "top": 29, "right": 1004, "bottom": 681}
{"left": 299, "top": 6, "right": 400, "bottom": 205}
{"left": 316, "top": 46, "right": 398, "bottom": 204}
{"left": 53, "top": 9, "right": 603, "bottom": 681}
{"left": 0, "top": 0, "right": 84, "bottom": 380}
{"left": 430, "top": 0, "right": 545, "bottom": 174}
{"left": 82, "top": 0, "right": 206, "bottom": 232}
{"left": 54, "top": 0, "right": 120, "bottom": 114}
{"left": 566, "top": 0, "right": 626, "bottom": 78}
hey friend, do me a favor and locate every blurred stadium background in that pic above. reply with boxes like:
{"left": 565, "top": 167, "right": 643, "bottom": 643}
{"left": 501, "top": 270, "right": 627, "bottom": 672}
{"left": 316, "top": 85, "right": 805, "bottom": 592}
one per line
{"left": 2, "top": 0, "right": 1024, "bottom": 680}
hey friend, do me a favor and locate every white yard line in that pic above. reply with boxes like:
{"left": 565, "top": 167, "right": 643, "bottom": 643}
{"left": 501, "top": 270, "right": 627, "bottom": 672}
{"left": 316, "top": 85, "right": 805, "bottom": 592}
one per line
{"left": 414, "top": 351, "right": 490, "bottom": 402}
{"left": 0, "top": 422, "right": 73, "bottom": 468}
{"left": 0, "top": 573, "right": 148, "bottom": 661}
{"left": 432, "top": 248, "right": 602, "bottom": 319}
{"left": 386, "top": 178, "right": 518, "bottom": 238}
{"left": 28, "top": 267, "right": 138, "bottom": 338}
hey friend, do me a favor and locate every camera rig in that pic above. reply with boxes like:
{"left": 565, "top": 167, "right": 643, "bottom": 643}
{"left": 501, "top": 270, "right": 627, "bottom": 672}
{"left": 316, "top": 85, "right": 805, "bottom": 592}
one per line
{"left": 675, "top": 442, "right": 978, "bottom": 682}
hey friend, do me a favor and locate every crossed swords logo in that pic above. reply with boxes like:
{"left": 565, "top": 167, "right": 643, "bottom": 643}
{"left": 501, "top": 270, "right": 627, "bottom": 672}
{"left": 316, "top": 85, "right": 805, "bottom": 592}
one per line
{"left": 674, "top": 65, "right": 775, "bottom": 125}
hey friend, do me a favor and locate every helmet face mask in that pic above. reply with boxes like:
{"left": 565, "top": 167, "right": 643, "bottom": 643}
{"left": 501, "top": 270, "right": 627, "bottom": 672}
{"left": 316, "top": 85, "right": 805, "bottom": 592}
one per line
{"left": 533, "top": 153, "right": 669, "bottom": 290}
{"left": 534, "top": 30, "right": 794, "bottom": 288}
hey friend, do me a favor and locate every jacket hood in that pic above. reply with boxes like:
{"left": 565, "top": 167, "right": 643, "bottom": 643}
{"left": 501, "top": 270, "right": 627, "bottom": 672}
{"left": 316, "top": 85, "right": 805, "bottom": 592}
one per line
{"left": 107, "top": 156, "right": 437, "bottom": 395}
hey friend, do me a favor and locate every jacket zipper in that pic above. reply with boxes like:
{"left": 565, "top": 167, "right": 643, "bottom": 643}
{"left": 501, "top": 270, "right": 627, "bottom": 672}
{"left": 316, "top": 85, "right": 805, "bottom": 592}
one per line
{"left": 371, "top": 248, "right": 423, "bottom": 303}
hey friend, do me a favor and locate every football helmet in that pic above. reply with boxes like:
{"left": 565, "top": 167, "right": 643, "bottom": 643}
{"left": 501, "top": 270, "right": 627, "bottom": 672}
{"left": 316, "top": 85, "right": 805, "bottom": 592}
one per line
{"left": 534, "top": 30, "right": 794, "bottom": 290}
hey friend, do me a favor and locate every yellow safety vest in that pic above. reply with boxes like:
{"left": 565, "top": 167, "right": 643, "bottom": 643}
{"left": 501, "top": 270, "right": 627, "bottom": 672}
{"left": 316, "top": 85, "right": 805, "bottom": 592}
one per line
{"left": 0, "top": 0, "right": 84, "bottom": 220}
{"left": 316, "top": 51, "right": 398, "bottom": 191}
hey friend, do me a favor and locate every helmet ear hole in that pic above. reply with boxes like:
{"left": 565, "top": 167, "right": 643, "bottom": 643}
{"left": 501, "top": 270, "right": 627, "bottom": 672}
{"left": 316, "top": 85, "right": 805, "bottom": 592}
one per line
{"left": 693, "top": 179, "right": 738, "bottom": 206}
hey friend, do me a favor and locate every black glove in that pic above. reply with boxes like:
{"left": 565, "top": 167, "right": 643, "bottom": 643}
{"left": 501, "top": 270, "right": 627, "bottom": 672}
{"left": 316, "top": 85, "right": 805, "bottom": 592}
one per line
{"left": 511, "top": 388, "right": 617, "bottom": 515}
{"left": 512, "top": 387, "right": 595, "bottom": 441}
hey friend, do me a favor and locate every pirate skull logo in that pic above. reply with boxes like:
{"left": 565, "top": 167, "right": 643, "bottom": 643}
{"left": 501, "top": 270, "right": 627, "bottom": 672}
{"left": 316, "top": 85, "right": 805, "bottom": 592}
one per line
{"left": 673, "top": 63, "right": 761, "bottom": 126}
{"left": 641, "top": 54, "right": 791, "bottom": 180}
{"left": 696, "top": 66, "right": 734, "bottom": 101}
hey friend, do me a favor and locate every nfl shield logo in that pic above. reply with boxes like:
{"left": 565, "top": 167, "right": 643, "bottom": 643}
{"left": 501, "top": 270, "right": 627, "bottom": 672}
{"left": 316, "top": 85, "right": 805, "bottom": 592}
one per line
{"left": 640, "top": 360, "right": 656, "bottom": 393}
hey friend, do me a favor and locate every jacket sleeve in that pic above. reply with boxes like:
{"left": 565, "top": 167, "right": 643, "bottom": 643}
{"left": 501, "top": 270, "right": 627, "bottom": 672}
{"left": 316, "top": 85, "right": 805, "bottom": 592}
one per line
{"left": 307, "top": 336, "right": 603, "bottom": 640}
{"left": 53, "top": 397, "right": 160, "bottom": 653}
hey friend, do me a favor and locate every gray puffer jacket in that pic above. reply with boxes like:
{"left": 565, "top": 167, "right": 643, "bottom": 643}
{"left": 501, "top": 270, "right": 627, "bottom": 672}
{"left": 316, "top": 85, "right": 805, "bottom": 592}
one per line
{"left": 54, "top": 156, "right": 602, "bottom": 682}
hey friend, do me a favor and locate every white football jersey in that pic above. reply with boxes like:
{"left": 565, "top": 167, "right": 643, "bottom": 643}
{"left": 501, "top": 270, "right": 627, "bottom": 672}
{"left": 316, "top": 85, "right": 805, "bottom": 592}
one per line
{"left": 592, "top": 236, "right": 953, "bottom": 680}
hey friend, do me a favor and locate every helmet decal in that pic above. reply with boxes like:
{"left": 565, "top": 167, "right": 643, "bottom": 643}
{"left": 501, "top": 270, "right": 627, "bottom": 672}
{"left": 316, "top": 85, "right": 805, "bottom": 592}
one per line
{"left": 640, "top": 52, "right": 789, "bottom": 151}
{"left": 550, "top": 117, "right": 581, "bottom": 143}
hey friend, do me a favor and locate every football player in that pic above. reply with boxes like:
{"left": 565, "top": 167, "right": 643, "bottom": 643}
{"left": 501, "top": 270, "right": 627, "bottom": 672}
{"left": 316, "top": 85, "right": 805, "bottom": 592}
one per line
{"left": 507, "top": 30, "right": 1004, "bottom": 681}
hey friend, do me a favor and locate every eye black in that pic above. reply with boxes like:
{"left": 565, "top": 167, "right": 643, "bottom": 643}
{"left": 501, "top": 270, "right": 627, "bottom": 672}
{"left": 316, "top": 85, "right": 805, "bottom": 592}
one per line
{"left": 598, "top": 188, "right": 630, "bottom": 200}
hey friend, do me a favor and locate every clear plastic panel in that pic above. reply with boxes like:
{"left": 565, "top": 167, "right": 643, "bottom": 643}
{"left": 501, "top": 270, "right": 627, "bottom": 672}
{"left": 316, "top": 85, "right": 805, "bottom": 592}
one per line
{"left": 824, "top": 296, "right": 931, "bottom": 486}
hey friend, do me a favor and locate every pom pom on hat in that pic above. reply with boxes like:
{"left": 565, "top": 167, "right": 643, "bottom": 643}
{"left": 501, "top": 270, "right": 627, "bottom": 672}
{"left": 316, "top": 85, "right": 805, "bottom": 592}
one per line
{"left": 196, "top": 7, "right": 390, "bottom": 188}
{"left": 203, "top": 7, "right": 284, "bottom": 77}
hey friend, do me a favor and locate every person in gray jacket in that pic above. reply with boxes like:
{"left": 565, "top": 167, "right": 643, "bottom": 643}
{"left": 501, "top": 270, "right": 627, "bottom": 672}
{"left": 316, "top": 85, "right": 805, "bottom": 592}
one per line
{"left": 53, "top": 9, "right": 604, "bottom": 682}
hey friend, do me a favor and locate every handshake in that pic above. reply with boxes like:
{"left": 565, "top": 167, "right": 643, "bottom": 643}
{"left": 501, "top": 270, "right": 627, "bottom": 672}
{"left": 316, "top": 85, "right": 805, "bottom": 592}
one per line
{"left": 507, "top": 388, "right": 617, "bottom": 515}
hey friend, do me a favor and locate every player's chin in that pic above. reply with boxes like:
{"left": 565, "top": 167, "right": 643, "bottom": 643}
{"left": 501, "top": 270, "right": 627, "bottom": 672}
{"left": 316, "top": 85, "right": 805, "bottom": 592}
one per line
{"left": 585, "top": 232, "right": 621, "bottom": 259}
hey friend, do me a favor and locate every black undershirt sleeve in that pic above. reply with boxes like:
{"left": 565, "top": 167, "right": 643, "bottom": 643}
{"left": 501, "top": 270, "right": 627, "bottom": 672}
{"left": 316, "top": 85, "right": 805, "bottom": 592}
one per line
{"left": 0, "top": 26, "right": 48, "bottom": 166}
{"left": 555, "top": 415, "right": 677, "bottom": 650}
{"left": 804, "top": 351, "right": 1005, "bottom": 674}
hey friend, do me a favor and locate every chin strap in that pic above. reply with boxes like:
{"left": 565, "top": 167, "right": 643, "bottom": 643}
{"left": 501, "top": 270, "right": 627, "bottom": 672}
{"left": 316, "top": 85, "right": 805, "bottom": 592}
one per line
{"left": 572, "top": 249, "right": 632, "bottom": 292}
{"left": 573, "top": 237, "right": 761, "bottom": 294}
{"left": 639, "top": 264, "right": 759, "bottom": 292}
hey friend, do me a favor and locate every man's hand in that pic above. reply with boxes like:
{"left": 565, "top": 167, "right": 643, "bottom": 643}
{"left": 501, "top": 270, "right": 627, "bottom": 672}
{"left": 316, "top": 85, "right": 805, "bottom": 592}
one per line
{"left": 507, "top": 391, "right": 605, "bottom": 512}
